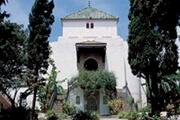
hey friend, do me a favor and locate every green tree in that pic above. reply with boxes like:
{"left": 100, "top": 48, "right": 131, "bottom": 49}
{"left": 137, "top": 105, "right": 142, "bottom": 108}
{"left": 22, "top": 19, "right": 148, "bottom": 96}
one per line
{"left": 162, "top": 71, "right": 180, "bottom": 116}
{"left": 0, "top": 21, "right": 27, "bottom": 109}
{"left": 128, "top": 0, "right": 179, "bottom": 115}
{"left": 37, "top": 59, "right": 65, "bottom": 112}
{"left": 136, "top": 0, "right": 180, "bottom": 39}
{"left": 0, "top": 0, "right": 7, "bottom": 6}
{"left": 0, "top": 0, "right": 28, "bottom": 108}
{"left": 0, "top": 0, "right": 9, "bottom": 21}
{"left": 27, "top": 0, "right": 54, "bottom": 118}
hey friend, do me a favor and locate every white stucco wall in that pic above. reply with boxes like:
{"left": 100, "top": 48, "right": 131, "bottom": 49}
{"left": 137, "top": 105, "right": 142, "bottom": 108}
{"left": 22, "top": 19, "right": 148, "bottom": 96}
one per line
{"left": 99, "top": 89, "right": 109, "bottom": 115}
{"left": 10, "top": 88, "right": 40, "bottom": 109}
{"left": 123, "top": 42, "right": 144, "bottom": 107}
{"left": 68, "top": 87, "right": 84, "bottom": 111}
{"left": 50, "top": 37, "right": 129, "bottom": 90}
{"left": 62, "top": 20, "right": 118, "bottom": 38}
{"left": 176, "top": 27, "right": 180, "bottom": 65}
{"left": 68, "top": 88, "right": 110, "bottom": 115}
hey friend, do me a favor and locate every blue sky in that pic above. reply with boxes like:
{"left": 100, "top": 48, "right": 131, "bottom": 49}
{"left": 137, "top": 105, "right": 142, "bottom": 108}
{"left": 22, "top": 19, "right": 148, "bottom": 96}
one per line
{"left": 2, "top": 0, "right": 130, "bottom": 42}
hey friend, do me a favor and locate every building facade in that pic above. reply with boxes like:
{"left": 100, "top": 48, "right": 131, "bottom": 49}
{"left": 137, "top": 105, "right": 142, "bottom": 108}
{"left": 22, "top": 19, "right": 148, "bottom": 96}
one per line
{"left": 50, "top": 5, "right": 147, "bottom": 115}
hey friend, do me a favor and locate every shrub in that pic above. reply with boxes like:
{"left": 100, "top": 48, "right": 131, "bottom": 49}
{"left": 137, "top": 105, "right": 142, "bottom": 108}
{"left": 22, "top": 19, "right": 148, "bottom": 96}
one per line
{"left": 46, "top": 110, "right": 58, "bottom": 120}
{"left": 72, "top": 111, "right": 100, "bottom": 120}
{"left": 127, "top": 111, "right": 139, "bottom": 120}
{"left": 73, "top": 111, "right": 92, "bottom": 120}
{"left": 138, "top": 111, "right": 148, "bottom": 120}
{"left": 90, "top": 111, "right": 100, "bottom": 120}
{"left": 0, "top": 107, "right": 37, "bottom": 120}
{"left": 118, "top": 111, "right": 139, "bottom": 120}
{"left": 58, "top": 113, "right": 69, "bottom": 119}
{"left": 107, "top": 99, "right": 123, "bottom": 115}
{"left": 139, "top": 105, "right": 151, "bottom": 113}
{"left": 118, "top": 111, "right": 129, "bottom": 119}
{"left": 138, "top": 105, "right": 150, "bottom": 120}
{"left": 152, "top": 115, "right": 162, "bottom": 120}
{"left": 62, "top": 101, "right": 76, "bottom": 115}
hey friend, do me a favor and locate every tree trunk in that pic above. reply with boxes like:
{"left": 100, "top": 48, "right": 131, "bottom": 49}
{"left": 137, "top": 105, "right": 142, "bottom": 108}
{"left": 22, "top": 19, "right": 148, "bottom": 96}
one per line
{"left": 31, "top": 65, "right": 39, "bottom": 120}
{"left": 150, "top": 77, "right": 160, "bottom": 116}
{"left": 151, "top": 96, "right": 159, "bottom": 115}
{"left": 31, "top": 81, "right": 38, "bottom": 120}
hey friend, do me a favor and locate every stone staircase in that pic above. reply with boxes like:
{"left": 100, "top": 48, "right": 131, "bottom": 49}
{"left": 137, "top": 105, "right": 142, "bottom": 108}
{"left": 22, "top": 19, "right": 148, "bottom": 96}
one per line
{"left": 117, "top": 89, "right": 131, "bottom": 111}
{"left": 52, "top": 95, "right": 64, "bottom": 114}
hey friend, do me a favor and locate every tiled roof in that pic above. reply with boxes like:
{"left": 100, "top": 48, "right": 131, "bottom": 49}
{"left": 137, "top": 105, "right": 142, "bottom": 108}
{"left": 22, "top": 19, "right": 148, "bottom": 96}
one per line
{"left": 62, "top": 6, "right": 118, "bottom": 20}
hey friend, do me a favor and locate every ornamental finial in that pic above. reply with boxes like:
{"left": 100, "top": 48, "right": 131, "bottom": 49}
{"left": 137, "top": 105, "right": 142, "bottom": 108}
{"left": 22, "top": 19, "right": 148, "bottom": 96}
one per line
{"left": 88, "top": 1, "right": 91, "bottom": 7}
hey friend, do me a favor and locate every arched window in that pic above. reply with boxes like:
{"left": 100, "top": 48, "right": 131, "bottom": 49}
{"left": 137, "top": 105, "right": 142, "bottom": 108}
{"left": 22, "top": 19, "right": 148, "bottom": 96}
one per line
{"left": 103, "top": 96, "right": 107, "bottom": 104}
{"left": 91, "top": 23, "right": 94, "bottom": 28}
{"left": 86, "top": 23, "right": 89, "bottom": 29}
{"left": 84, "top": 58, "right": 98, "bottom": 70}
{"left": 76, "top": 96, "right": 80, "bottom": 104}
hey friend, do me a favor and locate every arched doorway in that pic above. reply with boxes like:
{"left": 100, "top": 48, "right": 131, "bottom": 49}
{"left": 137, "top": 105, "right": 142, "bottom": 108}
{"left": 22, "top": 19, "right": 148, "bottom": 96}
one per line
{"left": 87, "top": 96, "right": 98, "bottom": 111}
{"left": 84, "top": 58, "right": 98, "bottom": 70}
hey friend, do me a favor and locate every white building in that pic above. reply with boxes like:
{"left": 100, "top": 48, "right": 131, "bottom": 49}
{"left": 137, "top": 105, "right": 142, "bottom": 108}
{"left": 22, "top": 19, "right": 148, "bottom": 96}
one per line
{"left": 50, "top": 4, "right": 146, "bottom": 115}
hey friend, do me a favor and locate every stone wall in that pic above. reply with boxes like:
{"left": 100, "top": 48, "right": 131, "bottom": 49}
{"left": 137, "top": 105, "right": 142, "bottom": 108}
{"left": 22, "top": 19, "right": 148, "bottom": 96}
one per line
{"left": 77, "top": 53, "right": 105, "bottom": 70}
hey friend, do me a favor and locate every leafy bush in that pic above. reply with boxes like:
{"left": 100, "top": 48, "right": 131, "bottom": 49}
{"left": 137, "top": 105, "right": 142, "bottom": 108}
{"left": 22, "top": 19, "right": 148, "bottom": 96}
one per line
{"left": 58, "top": 113, "right": 69, "bottom": 119}
{"left": 90, "top": 111, "right": 100, "bottom": 120}
{"left": 138, "top": 111, "right": 148, "bottom": 120}
{"left": 139, "top": 105, "right": 151, "bottom": 113}
{"left": 62, "top": 101, "right": 76, "bottom": 115}
{"left": 69, "top": 70, "right": 116, "bottom": 98}
{"left": 152, "top": 115, "right": 162, "bottom": 120}
{"left": 0, "top": 107, "right": 37, "bottom": 120}
{"left": 72, "top": 111, "right": 100, "bottom": 120}
{"left": 46, "top": 110, "right": 58, "bottom": 120}
{"left": 118, "top": 111, "right": 139, "bottom": 120}
{"left": 118, "top": 111, "right": 129, "bottom": 119}
{"left": 73, "top": 111, "right": 92, "bottom": 120}
{"left": 127, "top": 111, "right": 139, "bottom": 120}
{"left": 107, "top": 99, "right": 123, "bottom": 115}
{"left": 138, "top": 105, "right": 150, "bottom": 120}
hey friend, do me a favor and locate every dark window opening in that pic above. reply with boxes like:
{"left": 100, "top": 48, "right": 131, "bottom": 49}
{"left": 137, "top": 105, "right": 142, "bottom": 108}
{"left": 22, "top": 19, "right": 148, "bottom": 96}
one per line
{"left": 86, "top": 23, "right": 94, "bottom": 29}
{"left": 91, "top": 23, "right": 94, "bottom": 28}
{"left": 0, "top": 103, "right": 3, "bottom": 112}
{"left": 86, "top": 23, "right": 89, "bottom": 28}
{"left": 20, "top": 93, "right": 27, "bottom": 107}
{"left": 84, "top": 58, "right": 98, "bottom": 71}
{"left": 103, "top": 96, "right": 107, "bottom": 104}
{"left": 76, "top": 96, "right": 80, "bottom": 104}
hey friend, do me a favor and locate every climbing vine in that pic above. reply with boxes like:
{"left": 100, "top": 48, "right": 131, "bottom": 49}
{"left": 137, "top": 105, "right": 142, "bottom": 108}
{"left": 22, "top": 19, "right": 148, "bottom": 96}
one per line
{"left": 69, "top": 70, "right": 117, "bottom": 99}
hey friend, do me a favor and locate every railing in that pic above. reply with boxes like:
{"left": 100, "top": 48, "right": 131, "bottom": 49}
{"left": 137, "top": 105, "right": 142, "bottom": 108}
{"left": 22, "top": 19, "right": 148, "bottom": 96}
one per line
{"left": 0, "top": 93, "right": 11, "bottom": 109}
{"left": 123, "top": 85, "right": 137, "bottom": 111}
{"left": 48, "top": 86, "right": 57, "bottom": 109}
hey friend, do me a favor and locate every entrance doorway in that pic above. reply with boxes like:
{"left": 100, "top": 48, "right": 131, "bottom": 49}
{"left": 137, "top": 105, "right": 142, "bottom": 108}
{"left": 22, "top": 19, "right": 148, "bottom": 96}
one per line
{"left": 87, "top": 96, "right": 98, "bottom": 111}
{"left": 86, "top": 91, "right": 99, "bottom": 112}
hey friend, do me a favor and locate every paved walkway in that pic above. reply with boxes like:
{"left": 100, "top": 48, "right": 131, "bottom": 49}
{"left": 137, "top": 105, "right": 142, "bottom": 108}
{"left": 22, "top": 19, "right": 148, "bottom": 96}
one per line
{"left": 100, "top": 118, "right": 123, "bottom": 120}
{"left": 100, "top": 115, "right": 121, "bottom": 120}
{"left": 38, "top": 114, "right": 122, "bottom": 120}
{"left": 100, "top": 118, "right": 120, "bottom": 120}
{"left": 38, "top": 113, "right": 180, "bottom": 120}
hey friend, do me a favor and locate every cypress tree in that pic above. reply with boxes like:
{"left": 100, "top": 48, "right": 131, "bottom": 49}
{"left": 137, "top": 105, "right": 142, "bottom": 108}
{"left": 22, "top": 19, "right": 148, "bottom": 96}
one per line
{"left": 27, "top": 0, "right": 54, "bottom": 119}
{"left": 128, "top": 0, "right": 179, "bottom": 115}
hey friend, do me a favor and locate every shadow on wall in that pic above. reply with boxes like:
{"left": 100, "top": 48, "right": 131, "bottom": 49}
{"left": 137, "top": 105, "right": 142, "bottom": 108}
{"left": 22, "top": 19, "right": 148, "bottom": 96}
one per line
{"left": 105, "top": 55, "right": 109, "bottom": 70}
